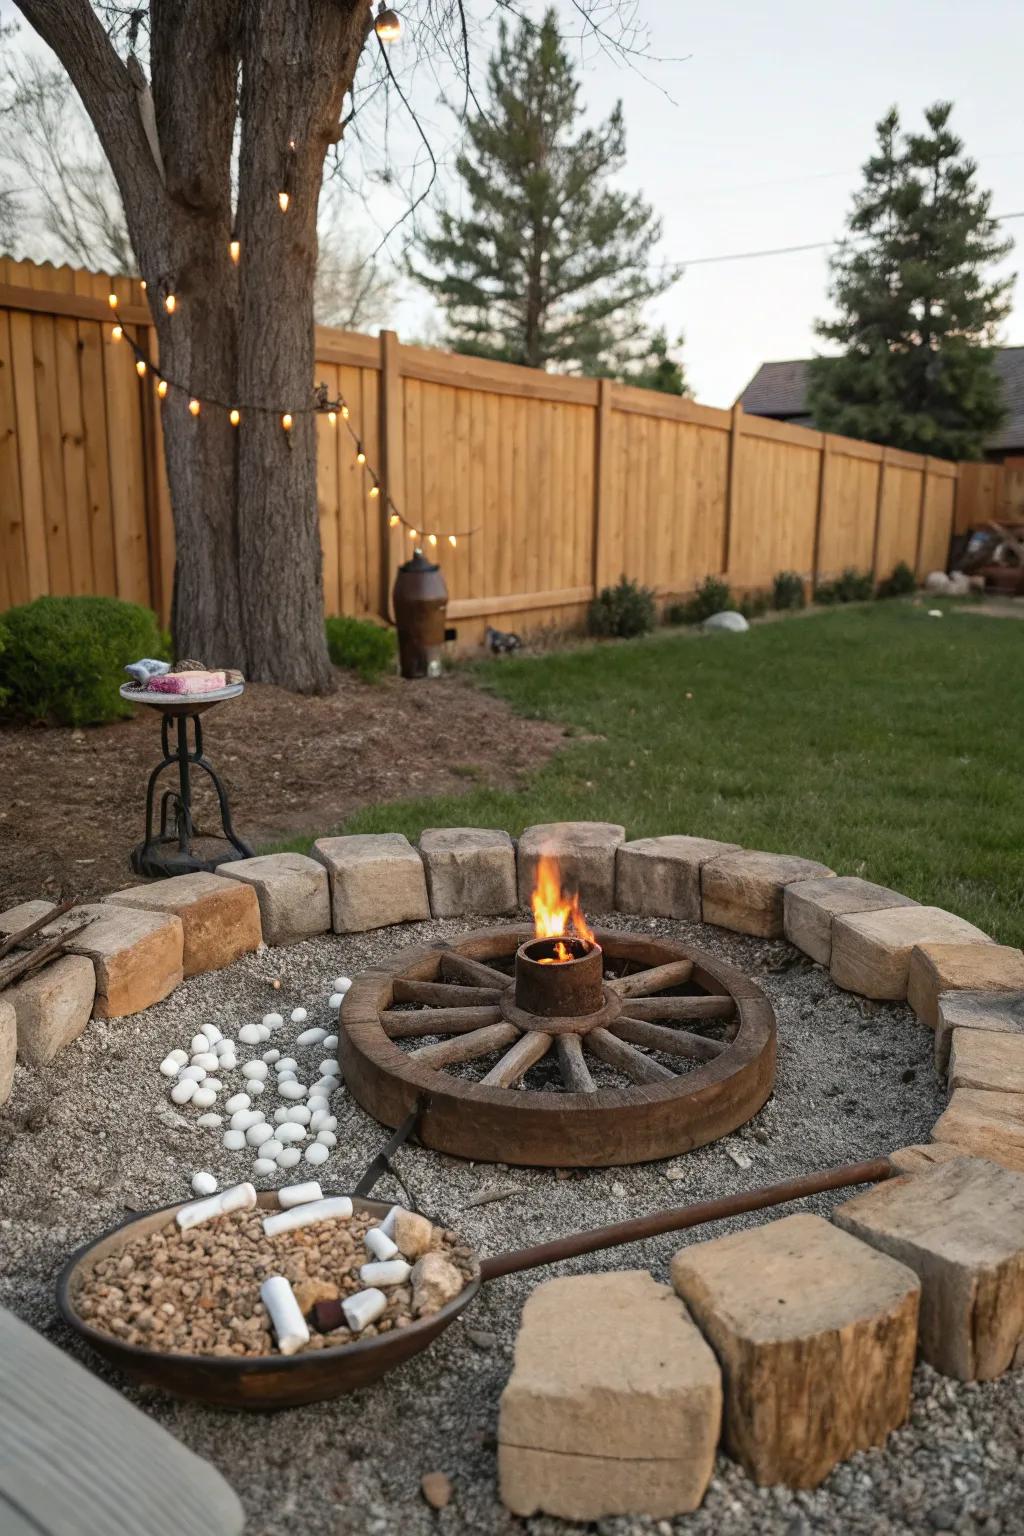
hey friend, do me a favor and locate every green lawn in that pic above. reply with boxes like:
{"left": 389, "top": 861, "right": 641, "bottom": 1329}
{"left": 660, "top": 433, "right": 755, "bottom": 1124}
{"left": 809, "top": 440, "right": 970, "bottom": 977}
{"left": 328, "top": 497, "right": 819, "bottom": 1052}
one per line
{"left": 287, "top": 603, "right": 1024, "bottom": 946}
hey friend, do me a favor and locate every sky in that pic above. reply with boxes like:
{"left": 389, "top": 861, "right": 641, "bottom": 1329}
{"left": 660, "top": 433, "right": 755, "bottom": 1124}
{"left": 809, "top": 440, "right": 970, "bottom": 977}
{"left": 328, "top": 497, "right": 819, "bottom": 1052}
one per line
{"left": 3, "top": 0, "right": 1022, "bottom": 409}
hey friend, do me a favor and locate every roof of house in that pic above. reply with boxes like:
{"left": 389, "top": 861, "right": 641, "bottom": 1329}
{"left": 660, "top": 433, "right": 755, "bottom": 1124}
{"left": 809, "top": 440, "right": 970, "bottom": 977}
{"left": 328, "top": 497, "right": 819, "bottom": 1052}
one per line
{"left": 736, "top": 347, "right": 1024, "bottom": 452}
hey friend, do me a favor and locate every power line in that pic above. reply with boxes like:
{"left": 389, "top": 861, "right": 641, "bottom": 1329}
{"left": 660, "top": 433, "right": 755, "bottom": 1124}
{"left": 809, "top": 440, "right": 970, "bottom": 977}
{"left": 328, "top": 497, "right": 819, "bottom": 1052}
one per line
{"left": 677, "top": 211, "right": 1024, "bottom": 270}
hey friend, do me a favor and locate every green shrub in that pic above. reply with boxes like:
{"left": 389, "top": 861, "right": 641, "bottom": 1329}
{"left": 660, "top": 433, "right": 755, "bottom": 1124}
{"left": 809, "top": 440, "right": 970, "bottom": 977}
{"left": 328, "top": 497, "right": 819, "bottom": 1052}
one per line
{"left": 772, "top": 570, "right": 806, "bottom": 610}
{"left": 876, "top": 560, "right": 917, "bottom": 599}
{"left": 325, "top": 614, "right": 397, "bottom": 681}
{"left": 587, "top": 576, "right": 657, "bottom": 639}
{"left": 738, "top": 589, "right": 769, "bottom": 620}
{"left": 0, "top": 595, "right": 168, "bottom": 726}
{"left": 815, "top": 567, "right": 875, "bottom": 605}
{"left": 666, "top": 574, "right": 733, "bottom": 626}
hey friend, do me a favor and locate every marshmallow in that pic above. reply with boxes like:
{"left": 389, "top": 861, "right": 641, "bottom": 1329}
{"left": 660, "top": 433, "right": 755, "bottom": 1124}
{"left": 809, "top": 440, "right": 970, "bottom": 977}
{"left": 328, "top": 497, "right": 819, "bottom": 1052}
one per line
{"left": 275, "top": 1147, "right": 302, "bottom": 1169}
{"left": 295, "top": 1027, "right": 327, "bottom": 1047}
{"left": 260, "top": 1274, "right": 309, "bottom": 1355}
{"left": 225, "top": 1093, "right": 251, "bottom": 1113}
{"left": 241, "top": 1061, "right": 268, "bottom": 1081}
{"left": 360, "top": 1259, "right": 411, "bottom": 1287}
{"left": 262, "top": 1196, "right": 353, "bottom": 1238}
{"left": 304, "top": 1143, "right": 329, "bottom": 1166}
{"left": 278, "top": 1181, "right": 324, "bottom": 1209}
{"left": 191, "top": 1171, "right": 218, "bottom": 1196}
{"left": 176, "top": 1181, "right": 256, "bottom": 1230}
{"left": 342, "top": 1287, "right": 386, "bottom": 1333}
{"left": 380, "top": 1206, "right": 400, "bottom": 1238}
{"left": 290, "top": 1007, "right": 308, "bottom": 1024}
{"left": 365, "top": 1226, "right": 399, "bottom": 1261}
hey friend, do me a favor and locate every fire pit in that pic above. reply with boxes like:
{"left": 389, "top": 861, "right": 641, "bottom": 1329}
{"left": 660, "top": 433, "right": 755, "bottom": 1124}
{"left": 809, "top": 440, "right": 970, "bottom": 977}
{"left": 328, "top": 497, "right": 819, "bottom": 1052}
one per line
{"left": 341, "top": 859, "right": 776, "bottom": 1166}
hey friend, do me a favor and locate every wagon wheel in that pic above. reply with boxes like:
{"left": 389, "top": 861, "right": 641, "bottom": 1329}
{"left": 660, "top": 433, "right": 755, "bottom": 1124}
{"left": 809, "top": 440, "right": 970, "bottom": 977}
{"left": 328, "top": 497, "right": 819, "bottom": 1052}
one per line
{"left": 341, "top": 926, "right": 776, "bottom": 1168}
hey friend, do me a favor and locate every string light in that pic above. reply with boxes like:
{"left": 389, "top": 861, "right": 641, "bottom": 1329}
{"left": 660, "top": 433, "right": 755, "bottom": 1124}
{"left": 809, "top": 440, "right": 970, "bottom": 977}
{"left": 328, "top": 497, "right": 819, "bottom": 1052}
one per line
{"left": 108, "top": 292, "right": 118, "bottom": 309}
{"left": 229, "top": 239, "right": 240, "bottom": 264}
{"left": 164, "top": 293, "right": 177, "bottom": 314}
{"left": 140, "top": 280, "right": 147, "bottom": 292}
{"left": 110, "top": 324, "right": 476, "bottom": 548}
{"left": 278, "top": 190, "right": 290, "bottom": 213}
{"left": 374, "top": 4, "right": 402, "bottom": 42}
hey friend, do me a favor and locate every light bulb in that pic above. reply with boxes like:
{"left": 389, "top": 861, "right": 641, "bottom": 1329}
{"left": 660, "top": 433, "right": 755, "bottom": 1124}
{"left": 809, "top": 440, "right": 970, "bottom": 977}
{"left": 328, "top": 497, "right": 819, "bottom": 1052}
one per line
{"left": 428, "top": 533, "right": 437, "bottom": 546}
{"left": 157, "top": 379, "right": 168, "bottom": 399}
{"left": 111, "top": 324, "right": 123, "bottom": 341}
{"left": 389, "top": 514, "right": 400, "bottom": 528}
{"left": 135, "top": 358, "right": 147, "bottom": 377}
{"left": 341, "top": 404, "right": 349, "bottom": 419}
{"left": 374, "top": 5, "right": 402, "bottom": 43}
{"left": 327, "top": 410, "right": 337, "bottom": 427}
{"left": 448, "top": 534, "right": 457, "bottom": 547}
{"left": 408, "top": 528, "right": 418, "bottom": 539}
{"left": 369, "top": 483, "right": 380, "bottom": 498}
{"left": 188, "top": 398, "right": 201, "bottom": 416}
{"left": 230, "top": 408, "right": 241, "bottom": 426}
{"left": 356, "top": 445, "right": 366, "bottom": 464}
{"left": 140, "top": 279, "right": 147, "bottom": 291}
{"left": 282, "top": 412, "right": 293, "bottom": 431}
{"left": 107, "top": 292, "right": 118, "bottom": 309}
{"left": 229, "top": 239, "right": 240, "bottom": 264}
{"left": 278, "top": 191, "right": 290, "bottom": 212}
{"left": 164, "top": 293, "right": 177, "bottom": 314}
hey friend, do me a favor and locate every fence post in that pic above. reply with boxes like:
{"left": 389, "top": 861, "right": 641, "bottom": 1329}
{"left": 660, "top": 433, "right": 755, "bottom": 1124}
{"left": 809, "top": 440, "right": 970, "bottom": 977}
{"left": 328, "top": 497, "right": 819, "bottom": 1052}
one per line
{"left": 592, "top": 378, "right": 614, "bottom": 592}
{"left": 811, "top": 433, "right": 831, "bottom": 593}
{"left": 914, "top": 459, "right": 931, "bottom": 579}
{"left": 379, "top": 328, "right": 403, "bottom": 621}
{"left": 721, "top": 402, "right": 743, "bottom": 576}
{"left": 870, "top": 448, "right": 887, "bottom": 579}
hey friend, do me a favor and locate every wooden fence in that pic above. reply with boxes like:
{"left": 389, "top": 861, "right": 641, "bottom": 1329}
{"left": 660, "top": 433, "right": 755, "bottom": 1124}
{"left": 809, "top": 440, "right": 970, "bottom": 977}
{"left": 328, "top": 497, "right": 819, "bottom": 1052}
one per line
{"left": 0, "top": 259, "right": 972, "bottom": 647}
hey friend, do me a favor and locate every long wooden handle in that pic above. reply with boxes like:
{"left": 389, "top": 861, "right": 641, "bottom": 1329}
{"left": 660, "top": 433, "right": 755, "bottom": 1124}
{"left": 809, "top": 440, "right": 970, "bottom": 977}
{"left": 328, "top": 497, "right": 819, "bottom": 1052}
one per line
{"left": 0, "top": 900, "right": 74, "bottom": 963}
{"left": 478, "top": 1157, "right": 894, "bottom": 1283}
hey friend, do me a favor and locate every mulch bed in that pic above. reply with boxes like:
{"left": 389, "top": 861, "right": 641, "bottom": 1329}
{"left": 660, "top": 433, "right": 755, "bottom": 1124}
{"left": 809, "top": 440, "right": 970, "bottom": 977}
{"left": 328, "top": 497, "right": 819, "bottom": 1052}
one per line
{"left": 0, "top": 669, "right": 564, "bottom": 907}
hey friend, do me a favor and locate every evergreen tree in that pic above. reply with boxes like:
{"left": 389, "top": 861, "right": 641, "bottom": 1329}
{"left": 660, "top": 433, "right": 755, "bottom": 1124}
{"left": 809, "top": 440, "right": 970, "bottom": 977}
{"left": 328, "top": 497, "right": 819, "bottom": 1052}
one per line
{"left": 809, "top": 103, "right": 1012, "bottom": 460}
{"left": 616, "top": 328, "right": 688, "bottom": 395}
{"left": 412, "top": 9, "right": 678, "bottom": 379}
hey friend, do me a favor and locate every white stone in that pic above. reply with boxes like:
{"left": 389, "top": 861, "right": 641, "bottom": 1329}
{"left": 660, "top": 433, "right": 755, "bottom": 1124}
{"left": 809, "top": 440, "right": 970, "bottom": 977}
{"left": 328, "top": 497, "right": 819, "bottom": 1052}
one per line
{"left": 307, "top": 1094, "right": 329, "bottom": 1113}
{"left": 170, "top": 1079, "right": 196, "bottom": 1105}
{"left": 262, "top": 1049, "right": 280, "bottom": 1064}
{"left": 190, "top": 1034, "right": 208, "bottom": 1055}
{"left": 310, "top": 1111, "right": 336, "bottom": 1132}
{"left": 318, "top": 1058, "right": 340, "bottom": 1077}
{"left": 275, "top": 1057, "right": 298, "bottom": 1073}
{"left": 263, "top": 1013, "right": 284, "bottom": 1030}
{"left": 334, "top": 977, "right": 351, "bottom": 994}
{"left": 200, "top": 1023, "right": 222, "bottom": 1044}
{"left": 218, "top": 1052, "right": 238, "bottom": 1071}
{"left": 191, "top": 1171, "right": 218, "bottom": 1196}
{"left": 258, "top": 1138, "right": 283, "bottom": 1160}
{"left": 305, "top": 1143, "right": 330, "bottom": 1166}
{"left": 245, "top": 1122, "right": 274, "bottom": 1148}
{"left": 168, "top": 1049, "right": 189, "bottom": 1065}
{"left": 316, "top": 1131, "right": 337, "bottom": 1148}
{"left": 703, "top": 610, "right": 749, "bottom": 633}
{"left": 290, "top": 1008, "right": 308, "bottom": 1024}
{"left": 239, "top": 1024, "right": 262, "bottom": 1045}
{"left": 296, "top": 1028, "right": 327, "bottom": 1047}
{"left": 323, "top": 1035, "right": 338, "bottom": 1051}
{"left": 159, "top": 1055, "right": 182, "bottom": 1078}
{"left": 191, "top": 1051, "right": 219, "bottom": 1070}
{"left": 178, "top": 1065, "right": 206, "bottom": 1082}
{"left": 225, "top": 1093, "right": 251, "bottom": 1113}
{"left": 275, "top": 1106, "right": 311, "bottom": 1126}
{"left": 222, "top": 1129, "right": 246, "bottom": 1150}
{"left": 329, "top": 993, "right": 343, "bottom": 1010}
{"left": 191, "top": 1087, "right": 217, "bottom": 1109}
{"left": 277, "top": 1123, "right": 307, "bottom": 1144}
{"left": 279, "top": 1080, "right": 307, "bottom": 1101}
{"left": 276, "top": 1147, "right": 302, "bottom": 1169}
{"left": 204, "top": 1077, "right": 222, "bottom": 1091}
{"left": 248, "top": 1080, "right": 265, "bottom": 1095}
{"left": 241, "top": 1061, "right": 268, "bottom": 1081}
{"left": 252, "top": 1159, "right": 277, "bottom": 1176}
{"left": 311, "top": 1076, "right": 339, "bottom": 1095}
{"left": 231, "top": 1108, "right": 263, "bottom": 1130}
{"left": 196, "top": 1113, "right": 223, "bottom": 1129}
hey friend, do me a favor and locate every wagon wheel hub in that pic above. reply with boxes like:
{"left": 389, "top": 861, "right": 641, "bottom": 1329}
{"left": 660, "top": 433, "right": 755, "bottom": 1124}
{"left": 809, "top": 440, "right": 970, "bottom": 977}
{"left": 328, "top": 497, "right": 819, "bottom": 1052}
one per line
{"left": 340, "top": 925, "right": 777, "bottom": 1168}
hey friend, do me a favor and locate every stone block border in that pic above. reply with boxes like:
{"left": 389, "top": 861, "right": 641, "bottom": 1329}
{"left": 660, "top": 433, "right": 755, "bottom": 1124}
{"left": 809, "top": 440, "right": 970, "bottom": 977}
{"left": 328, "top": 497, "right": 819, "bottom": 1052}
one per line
{"left": 1, "top": 822, "right": 1023, "bottom": 1510}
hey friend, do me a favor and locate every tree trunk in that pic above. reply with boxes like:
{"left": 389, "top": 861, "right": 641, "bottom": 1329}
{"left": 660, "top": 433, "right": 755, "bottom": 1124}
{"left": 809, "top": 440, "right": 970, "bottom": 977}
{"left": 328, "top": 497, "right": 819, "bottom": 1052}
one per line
{"left": 14, "top": 0, "right": 371, "bottom": 695}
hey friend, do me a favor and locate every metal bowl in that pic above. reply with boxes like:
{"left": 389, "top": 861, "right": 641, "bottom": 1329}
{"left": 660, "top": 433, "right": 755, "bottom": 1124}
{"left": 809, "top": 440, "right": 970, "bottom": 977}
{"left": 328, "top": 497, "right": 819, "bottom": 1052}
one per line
{"left": 57, "top": 1193, "right": 480, "bottom": 1410}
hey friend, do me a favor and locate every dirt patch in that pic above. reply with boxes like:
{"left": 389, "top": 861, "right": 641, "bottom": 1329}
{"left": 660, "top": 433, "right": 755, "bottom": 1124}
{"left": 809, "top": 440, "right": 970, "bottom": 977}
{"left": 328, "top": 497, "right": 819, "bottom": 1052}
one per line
{"left": 0, "top": 669, "right": 563, "bottom": 906}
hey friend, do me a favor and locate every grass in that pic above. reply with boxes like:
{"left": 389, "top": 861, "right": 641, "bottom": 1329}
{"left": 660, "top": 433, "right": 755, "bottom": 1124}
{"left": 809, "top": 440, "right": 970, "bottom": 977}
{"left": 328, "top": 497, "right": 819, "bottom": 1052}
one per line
{"left": 277, "top": 602, "right": 1024, "bottom": 946}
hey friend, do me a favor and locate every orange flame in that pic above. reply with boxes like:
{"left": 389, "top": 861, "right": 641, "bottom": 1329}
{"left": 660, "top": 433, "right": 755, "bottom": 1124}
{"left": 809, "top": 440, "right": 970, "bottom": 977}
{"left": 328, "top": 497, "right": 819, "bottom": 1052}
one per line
{"left": 531, "top": 855, "right": 596, "bottom": 963}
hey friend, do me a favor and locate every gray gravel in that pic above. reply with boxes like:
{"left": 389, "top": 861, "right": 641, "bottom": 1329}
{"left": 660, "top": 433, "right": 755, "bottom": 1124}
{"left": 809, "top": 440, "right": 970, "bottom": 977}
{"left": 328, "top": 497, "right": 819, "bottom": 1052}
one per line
{"left": 1, "top": 911, "right": 1022, "bottom": 1536}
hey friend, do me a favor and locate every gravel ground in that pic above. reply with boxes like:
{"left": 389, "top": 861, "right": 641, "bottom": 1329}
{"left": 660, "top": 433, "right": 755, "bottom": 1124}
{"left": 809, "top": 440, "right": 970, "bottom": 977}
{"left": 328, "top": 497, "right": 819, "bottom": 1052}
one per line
{"left": 1, "top": 912, "right": 1022, "bottom": 1536}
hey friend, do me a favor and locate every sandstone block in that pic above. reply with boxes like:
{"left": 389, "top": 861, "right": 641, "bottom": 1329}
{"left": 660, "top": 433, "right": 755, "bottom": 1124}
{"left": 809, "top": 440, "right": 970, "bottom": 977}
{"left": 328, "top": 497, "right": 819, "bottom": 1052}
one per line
{"left": 888, "top": 1142, "right": 965, "bottom": 1175}
{"left": 6, "top": 952, "right": 96, "bottom": 1066}
{"left": 499, "top": 1270, "right": 721, "bottom": 1520}
{"left": 313, "top": 833, "right": 429, "bottom": 933}
{"left": 932, "top": 1088, "right": 1024, "bottom": 1172}
{"left": 700, "top": 851, "right": 835, "bottom": 939}
{"left": 949, "top": 1029, "right": 1024, "bottom": 1095}
{"left": 516, "top": 821, "right": 625, "bottom": 913}
{"left": 784, "top": 876, "right": 918, "bottom": 965}
{"left": 671, "top": 1212, "right": 919, "bottom": 1488}
{"left": 836, "top": 1155, "right": 1024, "bottom": 1379}
{"left": 216, "top": 852, "right": 330, "bottom": 945}
{"left": 615, "top": 835, "right": 741, "bottom": 921}
{"left": 105, "top": 873, "right": 261, "bottom": 977}
{"left": 934, "top": 990, "right": 1024, "bottom": 1073}
{"left": 419, "top": 828, "right": 516, "bottom": 918}
{"left": 0, "top": 998, "right": 15, "bottom": 1107}
{"left": 0, "top": 901, "right": 183, "bottom": 1019}
{"left": 907, "top": 941, "right": 1024, "bottom": 1030}
{"left": 831, "top": 907, "right": 992, "bottom": 1001}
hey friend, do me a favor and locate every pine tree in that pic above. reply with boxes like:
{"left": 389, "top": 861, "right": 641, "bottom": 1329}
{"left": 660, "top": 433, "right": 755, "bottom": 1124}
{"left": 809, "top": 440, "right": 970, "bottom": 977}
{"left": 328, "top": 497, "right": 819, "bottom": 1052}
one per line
{"left": 809, "top": 103, "right": 1012, "bottom": 460}
{"left": 412, "top": 9, "right": 678, "bottom": 379}
{"left": 617, "top": 328, "right": 688, "bottom": 395}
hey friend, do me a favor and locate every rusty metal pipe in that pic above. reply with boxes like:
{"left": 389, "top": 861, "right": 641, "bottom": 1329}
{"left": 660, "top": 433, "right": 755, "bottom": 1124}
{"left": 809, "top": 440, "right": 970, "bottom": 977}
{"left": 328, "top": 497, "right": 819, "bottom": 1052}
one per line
{"left": 478, "top": 1157, "right": 894, "bottom": 1282}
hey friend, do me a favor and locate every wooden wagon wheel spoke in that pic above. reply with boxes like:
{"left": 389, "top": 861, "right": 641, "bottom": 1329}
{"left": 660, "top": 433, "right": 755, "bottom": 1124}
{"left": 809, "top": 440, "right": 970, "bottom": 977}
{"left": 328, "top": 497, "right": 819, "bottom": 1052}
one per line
{"left": 408, "top": 1021, "right": 519, "bottom": 1068}
{"left": 479, "top": 1031, "right": 553, "bottom": 1088}
{"left": 614, "top": 1016, "right": 726, "bottom": 1062}
{"left": 623, "top": 995, "right": 736, "bottom": 1024}
{"left": 556, "top": 1033, "right": 597, "bottom": 1094}
{"left": 584, "top": 1026, "right": 677, "bottom": 1084}
{"left": 381, "top": 1005, "right": 503, "bottom": 1039}
{"left": 393, "top": 979, "right": 504, "bottom": 1007}
{"left": 607, "top": 959, "right": 695, "bottom": 998}
{"left": 438, "top": 951, "right": 514, "bottom": 990}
